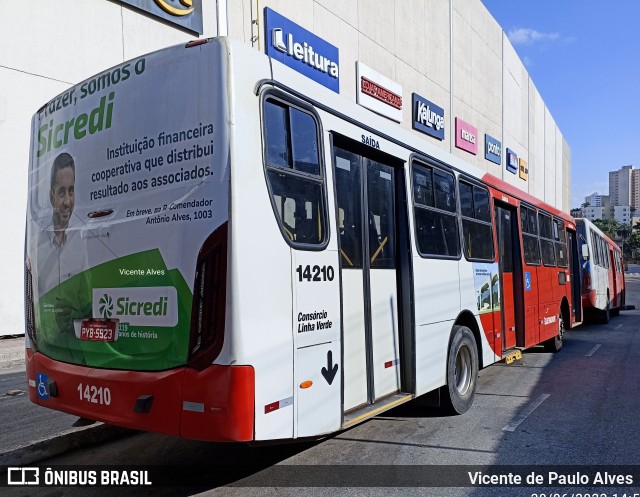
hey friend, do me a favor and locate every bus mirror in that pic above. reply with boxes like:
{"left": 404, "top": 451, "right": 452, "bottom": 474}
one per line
{"left": 581, "top": 244, "right": 589, "bottom": 260}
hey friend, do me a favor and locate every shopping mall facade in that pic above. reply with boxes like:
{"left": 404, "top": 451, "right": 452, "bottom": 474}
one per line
{"left": 0, "top": 0, "right": 570, "bottom": 334}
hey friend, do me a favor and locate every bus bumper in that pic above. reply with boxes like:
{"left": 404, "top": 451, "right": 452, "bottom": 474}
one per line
{"left": 26, "top": 349, "right": 255, "bottom": 442}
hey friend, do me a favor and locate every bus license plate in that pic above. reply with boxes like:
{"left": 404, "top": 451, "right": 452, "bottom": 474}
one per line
{"left": 79, "top": 320, "right": 117, "bottom": 342}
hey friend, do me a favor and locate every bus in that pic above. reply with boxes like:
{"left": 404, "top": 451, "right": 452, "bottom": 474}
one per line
{"left": 25, "top": 37, "right": 583, "bottom": 442}
{"left": 575, "top": 218, "right": 625, "bottom": 323}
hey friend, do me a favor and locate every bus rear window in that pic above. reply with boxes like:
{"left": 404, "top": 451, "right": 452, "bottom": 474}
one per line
{"left": 459, "top": 180, "right": 493, "bottom": 261}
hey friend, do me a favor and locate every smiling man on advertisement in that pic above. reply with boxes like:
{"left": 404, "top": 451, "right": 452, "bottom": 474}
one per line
{"left": 36, "top": 152, "right": 89, "bottom": 354}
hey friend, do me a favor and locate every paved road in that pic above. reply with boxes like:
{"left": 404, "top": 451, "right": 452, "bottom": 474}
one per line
{"left": 2, "top": 277, "right": 638, "bottom": 496}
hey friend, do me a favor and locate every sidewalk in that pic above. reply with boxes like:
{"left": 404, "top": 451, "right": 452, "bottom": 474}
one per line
{"left": 0, "top": 336, "right": 25, "bottom": 368}
{"left": 0, "top": 336, "right": 132, "bottom": 466}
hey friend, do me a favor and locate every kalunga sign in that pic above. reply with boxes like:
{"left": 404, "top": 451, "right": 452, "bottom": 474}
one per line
{"left": 412, "top": 93, "right": 445, "bottom": 140}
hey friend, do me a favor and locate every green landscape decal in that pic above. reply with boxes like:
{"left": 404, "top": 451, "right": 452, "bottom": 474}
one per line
{"left": 35, "top": 249, "right": 193, "bottom": 371}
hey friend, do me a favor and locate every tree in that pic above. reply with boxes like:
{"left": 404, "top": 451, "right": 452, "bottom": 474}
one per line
{"left": 593, "top": 218, "right": 622, "bottom": 240}
{"left": 625, "top": 232, "right": 640, "bottom": 263}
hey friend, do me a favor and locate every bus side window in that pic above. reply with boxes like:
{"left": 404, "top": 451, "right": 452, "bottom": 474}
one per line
{"left": 521, "top": 205, "right": 541, "bottom": 265}
{"left": 412, "top": 162, "right": 460, "bottom": 259}
{"left": 459, "top": 180, "right": 494, "bottom": 261}
{"left": 538, "top": 212, "right": 556, "bottom": 267}
{"left": 554, "top": 219, "right": 568, "bottom": 268}
{"left": 590, "top": 232, "right": 599, "bottom": 266}
{"left": 263, "top": 97, "right": 327, "bottom": 248}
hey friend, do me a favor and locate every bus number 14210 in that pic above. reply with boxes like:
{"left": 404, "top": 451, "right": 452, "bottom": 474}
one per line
{"left": 77, "top": 383, "right": 112, "bottom": 405}
{"left": 296, "top": 265, "right": 334, "bottom": 282}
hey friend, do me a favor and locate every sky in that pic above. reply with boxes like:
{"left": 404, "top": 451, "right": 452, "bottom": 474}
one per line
{"left": 481, "top": 0, "right": 640, "bottom": 208}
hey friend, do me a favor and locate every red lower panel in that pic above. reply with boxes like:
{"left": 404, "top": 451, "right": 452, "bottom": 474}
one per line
{"left": 582, "top": 290, "right": 596, "bottom": 310}
{"left": 26, "top": 351, "right": 254, "bottom": 442}
{"left": 180, "top": 365, "right": 255, "bottom": 441}
{"left": 478, "top": 312, "right": 499, "bottom": 356}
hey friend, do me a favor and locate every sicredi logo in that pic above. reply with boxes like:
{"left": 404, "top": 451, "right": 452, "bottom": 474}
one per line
{"left": 265, "top": 7, "right": 339, "bottom": 93}
{"left": 92, "top": 287, "right": 178, "bottom": 327}
{"left": 485, "top": 134, "right": 502, "bottom": 165}
{"left": 506, "top": 148, "right": 518, "bottom": 174}
{"left": 412, "top": 94, "right": 445, "bottom": 140}
{"left": 455, "top": 118, "right": 478, "bottom": 155}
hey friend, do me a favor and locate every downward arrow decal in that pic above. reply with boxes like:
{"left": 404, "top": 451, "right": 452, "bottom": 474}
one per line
{"left": 321, "top": 350, "right": 338, "bottom": 385}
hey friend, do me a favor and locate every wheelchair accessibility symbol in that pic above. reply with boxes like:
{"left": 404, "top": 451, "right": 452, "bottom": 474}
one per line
{"left": 36, "top": 373, "right": 49, "bottom": 400}
{"left": 525, "top": 272, "right": 532, "bottom": 291}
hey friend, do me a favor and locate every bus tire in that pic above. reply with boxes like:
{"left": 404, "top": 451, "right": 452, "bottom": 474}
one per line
{"left": 543, "top": 313, "right": 564, "bottom": 352}
{"left": 442, "top": 326, "right": 478, "bottom": 415}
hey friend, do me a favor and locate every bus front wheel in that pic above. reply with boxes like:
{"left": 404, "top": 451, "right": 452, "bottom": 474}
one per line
{"left": 442, "top": 326, "right": 478, "bottom": 415}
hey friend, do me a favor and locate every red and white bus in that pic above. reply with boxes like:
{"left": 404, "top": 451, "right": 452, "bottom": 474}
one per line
{"left": 25, "top": 38, "right": 583, "bottom": 442}
{"left": 576, "top": 218, "right": 625, "bottom": 322}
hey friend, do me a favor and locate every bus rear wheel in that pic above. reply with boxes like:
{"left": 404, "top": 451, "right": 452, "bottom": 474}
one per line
{"left": 543, "top": 313, "right": 564, "bottom": 352}
{"left": 442, "top": 326, "right": 478, "bottom": 415}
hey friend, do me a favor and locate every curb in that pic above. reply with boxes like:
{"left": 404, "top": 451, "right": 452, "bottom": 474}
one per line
{"left": 0, "top": 424, "right": 135, "bottom": 466}
{"left": 0, "top": 349, "right": 24, "bottom": 365}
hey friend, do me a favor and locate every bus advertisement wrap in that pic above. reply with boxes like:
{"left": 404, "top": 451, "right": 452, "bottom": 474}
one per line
{"left": 26, "top": 42, "right": 229, "bottom": 370}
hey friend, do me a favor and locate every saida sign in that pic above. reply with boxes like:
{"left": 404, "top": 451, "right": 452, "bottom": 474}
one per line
{"left": 117, "top": 0, "right": 203, "bottom": 34}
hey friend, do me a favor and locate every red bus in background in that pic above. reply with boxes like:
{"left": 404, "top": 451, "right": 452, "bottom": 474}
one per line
{"left": 479, "top": 177, "right": 583, "bottom": 356}
{"left": 575, "top": 218, "right": 625, "bottom": 323}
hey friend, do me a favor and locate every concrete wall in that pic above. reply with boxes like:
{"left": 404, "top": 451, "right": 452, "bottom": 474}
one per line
{"left": 228, "top": 0, "right": 569, "bottom": 210}
{"left": 0, "top": 0, "right": 218, "bottom": 335}
{"left": 2, "top": 0, "right": 572, "bottom": 335}
{"left": 529, "top": 82, "right": 545, "bottom": 201}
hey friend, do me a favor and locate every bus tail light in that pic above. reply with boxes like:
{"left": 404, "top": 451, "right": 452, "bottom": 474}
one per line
{"left": 188, "top": 222, "right": 228, "bottom": 370}
{"left": 186, "top": 38, "right": 212, "bottom": 48}
{"left": 24, "top": 258, "right": 37, "bottom": 351}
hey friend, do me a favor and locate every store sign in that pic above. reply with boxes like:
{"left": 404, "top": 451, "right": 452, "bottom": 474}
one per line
{"left": 485, "top": 134, "right": 502, "bottom": 165}
{"left": 455, "top": 118, "right": 477, "bottom": 155}
{"left": 519, "top": 158, "right": 529, "bottom": 181}
{"left": 356, "top": 62, "right": 403, "bottom": 122}
{"left": 117, "top": 0, "right": 203, "bottom": 34}
{"left": 506, "top": 148, "right": 518, "bottom": 174}
{"left": 265, "top": 8, "right": 340, "bottom": 93}
{"left": 412, "top": 94, "right": 445, "bottom": 140}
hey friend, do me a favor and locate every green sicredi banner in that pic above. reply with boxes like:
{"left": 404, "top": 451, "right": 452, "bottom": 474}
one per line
{"left": 36, "top": 250, "right": 192, "bottom": 370}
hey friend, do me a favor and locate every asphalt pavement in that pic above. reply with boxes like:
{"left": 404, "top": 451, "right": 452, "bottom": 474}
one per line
{"left": 1, "top": 266, "right": 639, "bottom": 467}
{"left": 0, "top": 338, "right": 132, "bottom": 466}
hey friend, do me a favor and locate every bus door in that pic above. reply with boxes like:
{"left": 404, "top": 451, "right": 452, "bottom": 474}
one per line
{"left": 567, "top": 229, "right": 582, "bottom": 323}
{"left": 494, "top": 202, "right": 525, "bottom": 352}
{"left": 333, "top": 141, "right": 405, "bottom": 411}
{"left": 609, "top": 248, "right": 618, "bottom": 308}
